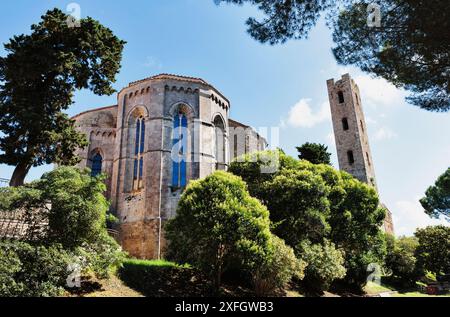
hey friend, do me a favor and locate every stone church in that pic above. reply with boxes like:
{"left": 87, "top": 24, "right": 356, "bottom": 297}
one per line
{"left": 73, "top": 73, "right": 393, "bottom": 259}
{"left": 72, "top": 74, "right": 267, "bottom": 259}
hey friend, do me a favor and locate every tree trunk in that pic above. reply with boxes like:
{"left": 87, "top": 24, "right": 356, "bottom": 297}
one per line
{"left": 215, "top": 267, "right": 222, "bottom": 293}
{"left": 9, "top": 162, "right": 32, "bottom": 187}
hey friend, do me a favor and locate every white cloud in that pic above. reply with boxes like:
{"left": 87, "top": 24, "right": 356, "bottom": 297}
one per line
{"left": 374, "top": 127, "right": 397, "bottom": 141}
{"left": 326, "top": 131, "right": 335, "bottom": 146}
{"left": 143, "top": 56, "right": 163, "bottom": 69}
{"left": 365, "top": 116, "right": 377, "bottom": 125}
{"left": 354, "top": 75, "right": 406, "bottom": 109}
{"left": 328, "top": 65, "right": 406, "bottom": 109}
{"left": 392, "top": 199, "right": 449, "bottom": 237}
{"left": 286, "top": 99, "right": 331, "bottom": 128}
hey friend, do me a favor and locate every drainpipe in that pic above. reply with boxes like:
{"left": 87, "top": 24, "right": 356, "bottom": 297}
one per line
{"left": 157, "top": 91, "right": 165, "bottom": 260}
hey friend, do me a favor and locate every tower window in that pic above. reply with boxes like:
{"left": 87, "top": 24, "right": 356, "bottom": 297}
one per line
{"left": 133, "top": 116, "right": 145, "bottom": 190}
{"left": 172, "top": 112, "right": 188, "bottom": 188}
{"left": 360, "top": 120, "right": 365, "bottom": 133}
{"left": 91, "top": 153, "right": 103, "bottom": 177}
{"left": 347, "top": 150, "right": 355, "bottom": 165}
{"left": 338, "top": 91, "right": 345, "bottom": 104}
{"left": 366, "top": 152, "right": 371, "bottom": 166}
{"left": 342, "top": 118, "right": 349, "bottom": 131}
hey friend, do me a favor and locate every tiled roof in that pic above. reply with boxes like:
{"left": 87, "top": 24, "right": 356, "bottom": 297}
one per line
{"left": 125, "top": 73, "right": 230, "bottom": 105}
{"left": 128, "top": 73, "right": 210, "bottom": 87}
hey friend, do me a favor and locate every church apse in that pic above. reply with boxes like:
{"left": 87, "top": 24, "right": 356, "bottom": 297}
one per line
{"left": 72, "top": 74, "right": 266, "bottom": 259}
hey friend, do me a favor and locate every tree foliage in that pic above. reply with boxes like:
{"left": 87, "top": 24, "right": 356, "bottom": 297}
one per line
{"left": 385, "top": 235, "right": 419, "bottom": 287}
{"left": 0, "top": 167, "right": 113, "bottom": 250}
{"left": 414, "top": 226, "right": 450, "bottom": 275}
{"left": 329, "top": 174, "right": 386, "bottom": 289}
{"left": 165, "top": 171, "right": 273, "bottom": 291}
{"left": 253, "top": 235, "right": 306, "bottom": 295}
{"left": 297, "top": 239, "right": 346, "bottom": 294}
{"left": 0, "top": 241, "right": 75, "bottom": 297}
{"left": 215, "top": 0, "right": 337, "bottom": 44}
{"left": 420, "top": 168, "right": 450, "bottom": 221}
{"left": 217, "top": 0, "right": 450, "bottom": 112}
{"left": 0, "top": 8, "right": 125, "bottom": 186}
{"left": 230, "top": 150, "right": 386, "bottom": 291}
{"left": 297, "top": 142, "right": 332, "bottom": 165}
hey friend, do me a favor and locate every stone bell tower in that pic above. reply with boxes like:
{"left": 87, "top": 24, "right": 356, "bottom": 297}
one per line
{"left": 327, "top": 73, "right": 377, "bottom": 189}
{"left": 327, "top": 74, "right": 394, "bottom": 234}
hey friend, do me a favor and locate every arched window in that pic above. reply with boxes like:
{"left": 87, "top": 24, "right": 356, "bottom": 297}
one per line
{"left": 338, "top": 91, "right": 345, "bottom": 104}
{"left": 91, "top": 153, "right": 103, "bottom": 177}
{"left": 214, "top": 116, "right": 226, "bottom": 170}
{"left": 233, "top": 134, "right": 238, "bottom": 158}
{"left": 133, "top": 116, "right": 145, "bottom": 190}
{"left": 342, "top": 118, "right": 349, "bottom": 131}
{"left": 172, "top": 112, "right": 188, "bottom": 188}
{"left": 347, "top": 150, "right": 355, "bottom": 165}
{"left": 245, "top": 135, "right": 250, "bottom": 154}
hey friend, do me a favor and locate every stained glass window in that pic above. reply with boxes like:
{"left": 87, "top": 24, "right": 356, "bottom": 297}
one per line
{"left": 172, "top": 112, "right": 187, "bottom": 187}
{"left": 91, "top": 153, "right": 103, "bottom": 177}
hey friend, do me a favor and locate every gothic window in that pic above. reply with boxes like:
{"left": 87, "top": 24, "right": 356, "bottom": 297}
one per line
{"left": 342, "top": 118, "right": 349, "bottom": 131}
{"left": 214, "top": 116, "right": 226, "bottom": 170}
{"left": 338, "top": 91, "right": 345, "bottom": 104}
{"left": 172, "top": 112, "right": 188, "bottom": 188}
{"left": 366, "top": 152, "right": 371, "bottom": 166}
{"left": 234, "top": 134, "right": 238, "bottom": 158}
{"left": 360, "top": 120, "right": 365, "bottom": 133}
{"left": 245, "top": 135, "right": 250, "bottom": 154}
{"left": 91, "top": 153, "right": 103, "bottom": 177}
{"left": 133, "top": 116, "right": 145, "bottom": 190}
{"left": 347, "top": 150, "right": 355, "bottom": 165}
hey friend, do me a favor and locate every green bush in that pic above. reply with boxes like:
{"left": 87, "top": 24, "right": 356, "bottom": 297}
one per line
{"left": 165, "top": 171, "right": 273, "bottom": 291}
{"left": 385, "top": 235, "right": 419, "bottom": 288}
{"left": 75, "top": 234, "right": 126, "bottom": 279}
{"left": 253, "top": 235, "right": 306, "bottom": 295}
{"left": 297, "top": 240, "right": 347, "bottom": 294}
{"left": 0, "top": 167, "right": 115, "bottom": 249}
{"left": 118, "top": 259, "right": 207, "bottom": 297}
{"left": 0, "top": 241, "right": 75, "bottom": 297}
{"left": 230, "top": 150, "right": 386, "bottom": 292}
{"left": 415, "top": 226, "right": 450, "bottom": 276}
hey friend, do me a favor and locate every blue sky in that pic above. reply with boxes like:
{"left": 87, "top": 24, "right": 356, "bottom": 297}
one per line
{"left": 0, "top": 0, "right": 449, "bottom": 236}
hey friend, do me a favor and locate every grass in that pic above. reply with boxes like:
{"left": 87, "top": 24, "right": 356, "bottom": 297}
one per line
{"left": 117, "top": 258, "right": 212, "bottom": 297}
{"left": 123, "top": 258, "right": 191, "bottom": 268}
{"left": 393, "top": 291, "right": 450, "bottom": 297}
{"left": 364, "top": 281, "right": 394, "bottom": 295}
{"left": 364, "top": 281, "right": 450, "bottom": 297}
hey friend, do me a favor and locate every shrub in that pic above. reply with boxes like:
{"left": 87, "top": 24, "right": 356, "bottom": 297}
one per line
{"left": 0, "top": 241, "right": 75, "bottom": 297}
{"left": 297, "top": 240, "right": 347, "bottom": 294}
{"left": 230, "top": 150, "right": 386, "bottom": 292}
{"left": 415, "top": 225, "right": 450, "bottom": 275}
{"left": 253, "top": 235, "right": 306, "bottom": 295}
{"left": 0, "top": 167, "right": 124, "bottom": 281}
{"left": 385, "top": 235, "right": 419, "bottom": 288}
{"left": 118, "top": 259, "right": 207, "bottom": 297}
{"left": 165, "top": 171, "right": 273, "bottom": 291}
{"left": 75, "top": 234, "right": 126, "bottom": 279}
